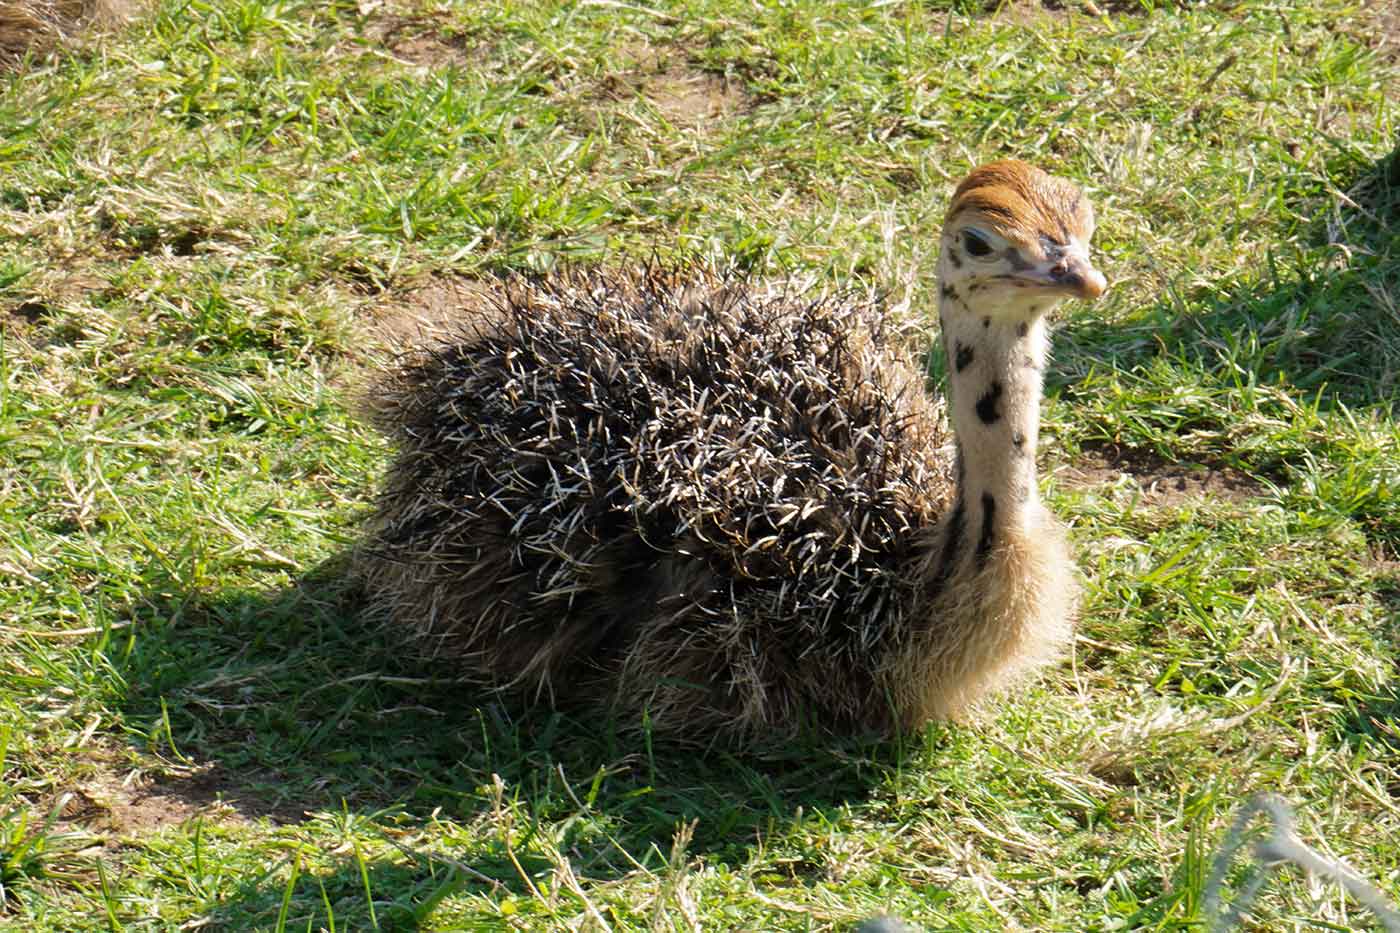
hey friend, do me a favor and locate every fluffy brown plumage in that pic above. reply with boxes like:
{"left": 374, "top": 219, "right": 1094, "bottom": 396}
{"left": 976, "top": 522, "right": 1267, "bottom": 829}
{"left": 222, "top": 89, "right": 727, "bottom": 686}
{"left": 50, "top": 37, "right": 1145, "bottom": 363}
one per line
{"left": 0, "top": 0, "right": 127, "bottom": 66}
{"left": 359, "top": 270, "right": 953, "bottom": 738}
{"left": 358, "top": 160, "right": 1104, "bottom": 744}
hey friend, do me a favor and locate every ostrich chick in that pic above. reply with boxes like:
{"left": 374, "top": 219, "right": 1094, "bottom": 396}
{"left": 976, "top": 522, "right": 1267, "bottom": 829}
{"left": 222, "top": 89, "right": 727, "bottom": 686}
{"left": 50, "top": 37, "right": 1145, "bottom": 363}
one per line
{"left": 358, "top": 160, "right": 1105, "bottom": 743}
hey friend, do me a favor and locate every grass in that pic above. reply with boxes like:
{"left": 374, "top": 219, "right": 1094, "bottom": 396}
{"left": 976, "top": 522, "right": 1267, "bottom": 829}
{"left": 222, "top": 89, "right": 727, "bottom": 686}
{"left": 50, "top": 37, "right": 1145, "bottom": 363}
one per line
{"left": 0, "top": 0, "right": 1397, "bottom": 928}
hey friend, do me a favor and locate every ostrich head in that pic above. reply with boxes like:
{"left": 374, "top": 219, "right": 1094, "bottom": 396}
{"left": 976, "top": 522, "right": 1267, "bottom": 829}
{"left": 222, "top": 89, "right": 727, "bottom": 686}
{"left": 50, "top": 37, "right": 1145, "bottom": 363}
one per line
{"left": 937, "top": 160, "right": 1107, "bottom": 321}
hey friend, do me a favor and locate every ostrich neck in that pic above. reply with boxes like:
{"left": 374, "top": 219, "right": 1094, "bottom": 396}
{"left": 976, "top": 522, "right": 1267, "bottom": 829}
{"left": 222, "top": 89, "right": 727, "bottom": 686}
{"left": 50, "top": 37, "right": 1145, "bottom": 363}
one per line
{"left": 938, "top": 283, "right": 1047, "bottom": 553}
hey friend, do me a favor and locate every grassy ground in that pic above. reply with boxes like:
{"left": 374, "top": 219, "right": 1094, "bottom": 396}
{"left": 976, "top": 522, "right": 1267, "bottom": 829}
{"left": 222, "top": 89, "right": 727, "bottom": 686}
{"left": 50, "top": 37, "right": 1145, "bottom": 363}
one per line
{"left": 1, "top": 0, "right": 1397, "bottom": 929}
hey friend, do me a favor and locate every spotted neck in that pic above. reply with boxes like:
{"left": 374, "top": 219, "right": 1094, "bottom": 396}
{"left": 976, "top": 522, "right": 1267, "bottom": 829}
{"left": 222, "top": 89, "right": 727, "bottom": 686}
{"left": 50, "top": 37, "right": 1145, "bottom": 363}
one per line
{"left": 937, "top": 277, "right": 1049, "bottom": 561}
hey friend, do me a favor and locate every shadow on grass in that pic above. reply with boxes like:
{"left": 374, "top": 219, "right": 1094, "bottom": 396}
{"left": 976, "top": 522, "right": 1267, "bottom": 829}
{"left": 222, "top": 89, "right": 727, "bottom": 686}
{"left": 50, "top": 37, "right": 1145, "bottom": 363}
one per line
{"left": 111, "top": 555, "right": 912, "bottom": 927}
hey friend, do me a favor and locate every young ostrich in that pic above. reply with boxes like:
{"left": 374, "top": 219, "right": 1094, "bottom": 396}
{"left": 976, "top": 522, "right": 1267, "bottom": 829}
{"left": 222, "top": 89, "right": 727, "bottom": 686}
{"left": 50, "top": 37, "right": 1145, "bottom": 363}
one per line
{"left": 358, "top": 160, "right": 1105, "bottom": 743}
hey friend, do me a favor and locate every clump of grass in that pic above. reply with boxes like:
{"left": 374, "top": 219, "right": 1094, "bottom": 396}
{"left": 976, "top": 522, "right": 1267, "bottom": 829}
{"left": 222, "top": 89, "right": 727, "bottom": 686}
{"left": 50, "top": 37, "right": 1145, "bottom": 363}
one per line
{"left": 0, "top": 803, "right": 63, "bottom": 908}
{"left": 0, "top": 726, "right": 94, "bottom": 911}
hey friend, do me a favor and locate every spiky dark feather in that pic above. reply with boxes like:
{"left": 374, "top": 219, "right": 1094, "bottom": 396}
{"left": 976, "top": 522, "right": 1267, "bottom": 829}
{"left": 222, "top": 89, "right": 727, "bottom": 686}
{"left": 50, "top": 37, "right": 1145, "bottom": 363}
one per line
{"left": 357, "top": 267, "right": 957, "bottom": 740}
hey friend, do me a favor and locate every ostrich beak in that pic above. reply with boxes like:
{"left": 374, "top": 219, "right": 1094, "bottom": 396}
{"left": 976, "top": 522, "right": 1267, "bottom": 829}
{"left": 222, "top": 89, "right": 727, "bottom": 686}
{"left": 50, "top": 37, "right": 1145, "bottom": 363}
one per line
{"left": 1020, "top": 249, "right": 1107, "bottom": 301}
{"left": 1057, "top": 255, "right": 1107, "bottom": 301}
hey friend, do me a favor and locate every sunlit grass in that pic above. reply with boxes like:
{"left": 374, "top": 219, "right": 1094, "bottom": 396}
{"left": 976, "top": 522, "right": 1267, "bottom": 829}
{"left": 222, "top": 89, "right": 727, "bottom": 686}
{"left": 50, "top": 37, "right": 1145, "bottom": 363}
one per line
{"left": 0, "top": 0, "right": 1397, "bottom": 929}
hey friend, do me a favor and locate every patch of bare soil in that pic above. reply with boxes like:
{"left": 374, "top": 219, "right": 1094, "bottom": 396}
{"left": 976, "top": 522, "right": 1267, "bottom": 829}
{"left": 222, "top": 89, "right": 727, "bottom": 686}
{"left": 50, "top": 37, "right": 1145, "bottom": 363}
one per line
{"left": 645, "top": 65, "right": 743, "bottom": 125}
{"left": 361, "top": 12, "right": 485, "bottom": 70}
{"left": 1002, "top": 0, "right": 1132, "bottom": 19}
{"left": 4, "top": 298, "right": 48, "bottom": 335}
{"left": 54, "top": 763, "right": 303, "bottom": 839}
{"left": 1057, "top": 443, "right": 1268, "bottom": 506}
{"left": 58, "top": 777, "right": 209, "bottom": 835}
{"left": 3, "top": 271, "right": 105, "bottom": 341}
{"left": 602, "top": 44, "right": 745, "bottom": 126}
{"left": 994, "top": 1, "right": 1089, "bottom": 24}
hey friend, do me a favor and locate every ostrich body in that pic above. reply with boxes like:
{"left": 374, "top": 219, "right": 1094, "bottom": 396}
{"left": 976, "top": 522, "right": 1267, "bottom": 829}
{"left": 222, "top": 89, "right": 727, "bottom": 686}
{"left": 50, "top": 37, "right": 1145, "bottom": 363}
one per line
{"left": 0, "top": 1, "right": 119, "bottom": 66}
{"left": 359, "top": 160, "right": 1105, "bottom": 742}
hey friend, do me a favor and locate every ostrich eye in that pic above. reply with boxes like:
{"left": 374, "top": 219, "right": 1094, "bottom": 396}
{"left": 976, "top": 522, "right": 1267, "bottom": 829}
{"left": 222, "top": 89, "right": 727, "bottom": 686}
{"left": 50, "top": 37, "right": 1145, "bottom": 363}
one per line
{"left": 962, "top": 230, "right": 993, "bottom": 258}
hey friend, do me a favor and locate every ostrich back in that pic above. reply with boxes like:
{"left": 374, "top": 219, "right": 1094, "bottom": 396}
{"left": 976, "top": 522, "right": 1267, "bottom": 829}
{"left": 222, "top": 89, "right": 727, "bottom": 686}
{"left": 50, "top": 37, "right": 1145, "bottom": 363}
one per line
{"left": 359, "top": 268, "right": 956, "bottom": 737}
